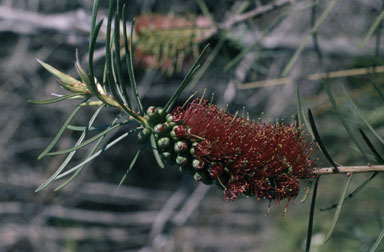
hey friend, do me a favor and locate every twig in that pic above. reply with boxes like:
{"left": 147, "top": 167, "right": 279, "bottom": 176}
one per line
{"left": 172, "top": 184, "right": 210, "bottom": 226}
{"left": 0, "top": 224, "right": 146, "bottom": 247}
{"left": 313, "top": 165, "right": 384, "bottom": 175}
{"left": 221, "top": 0, "right": 292, "bottom": 30}
{"left": 238, "top": 65, "right": 384, "bottom": 89}
{"left": 0, "top": 6, "right": 91, "bottom": 34}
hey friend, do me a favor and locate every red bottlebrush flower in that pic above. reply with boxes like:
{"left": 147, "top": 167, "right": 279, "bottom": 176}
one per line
{"left": 173, "top": 125, "right": 188, "bottom": 138}
{"left": 172, "top": 99, "right": 317, "bottom": 203}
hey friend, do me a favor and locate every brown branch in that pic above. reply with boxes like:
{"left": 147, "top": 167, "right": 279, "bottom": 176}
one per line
{"left": 0, "top": 6, "right": 91, "bottom": 34}
{"left": 221, "top": 0, "right": 292, "bottom": 30}
{"left": 313, "top": 165, "right": 384, "bottom": 175}
{"left": 238, "top": 65, "right": 384, "bottom": 89}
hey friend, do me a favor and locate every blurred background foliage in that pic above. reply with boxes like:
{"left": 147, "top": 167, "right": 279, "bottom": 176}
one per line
{"left": 1, "top": 0, "right": 384, "bottom": 251}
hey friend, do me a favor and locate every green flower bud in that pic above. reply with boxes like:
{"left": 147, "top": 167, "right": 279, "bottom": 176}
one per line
{"left": 166, "top": 114, "right": 174, "bottom": 123}
{"left": 192, "top": 159, "right": 204, "bottom": 170}
{"left": 154, "top": 123, "right": 166, "bottom": 134}
{"left": 176, "top": 155, "right": 188, "bottom": 166}
{"left": 190, "top": 142, "right": 198, "bottom": 156}
{"left": 193, "top": 172, "right": 202, "bottom": 181}
{"left": 162, "top": 152, "right": 172, "bottom": 160}
{"left": 146, "top": 106, "right": 157, "bottom": 117}
{"left": 157, "top": 107, "right": 166, "bottom": 117}
{"left": 174, "top": 140, "right": 188, "bottom": 153}
{"left": 157, "top": 137, "right": 171, "bottom": 149}
{"left": 165, "top": 121, "right": 176, "bottom": 131}
{"left": 137, "top": 128, "right": 151, "bottom": 142}
{"left": 170, "top": 130, "right": 178, "bottom": 140}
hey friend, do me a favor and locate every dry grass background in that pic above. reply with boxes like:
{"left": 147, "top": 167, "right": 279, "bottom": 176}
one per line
{"left": 0, "top": 0, "right": 383, "bottom": 251}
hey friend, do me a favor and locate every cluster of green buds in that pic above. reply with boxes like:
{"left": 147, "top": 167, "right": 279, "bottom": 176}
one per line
{"left": 137, "top": 106, "right": 213, "bottom": 185}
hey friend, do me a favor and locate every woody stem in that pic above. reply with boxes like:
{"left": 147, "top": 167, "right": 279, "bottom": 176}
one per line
{"left": 313, "top": 165, "right": 384, "bottom": 175}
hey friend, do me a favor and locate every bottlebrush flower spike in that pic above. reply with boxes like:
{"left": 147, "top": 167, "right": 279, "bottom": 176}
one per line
{"left": 133, "top": 14, "right": 215, "bottom": 74}
{"left": 170, "top": 99, "right": 317, "bottom": 203}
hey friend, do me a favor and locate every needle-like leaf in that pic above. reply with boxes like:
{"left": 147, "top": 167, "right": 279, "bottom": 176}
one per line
{"left": 324, "top": 174, "right": 353, "bottom": 242}
{"left": 123, "top": 10, "right": 144, "bottom": 113}
{"left": 150, "top": 134, "right": 164, "bottom": 169}
{"left": 359, "top": 129, "right": 384, "bottom": 163}
{"left": 28, "top": 93, "right": 82, "bottom": 104}
{"left": 45, "top": 119, "right": 130, "bottom": 156}
{"left": 114, "top": 0, "right": 131, "bottom": 107}
{"left": 369, "top": 226, "right": 384, "bottom": 252}
{"left": 360, "top": 8, "right": 384, "bottom": 48}
{"left": 342, "top": 85, "right": 384, "bottom": 146}
{"left": 38, "top": 104, "right": 83, "bottom": 160}
{"left": 54, "top": 131, "right": 131, "bottom": 181}
{"left": 305, "top": 176, "right": 320, "bottom": 252}
{"left": 320, "top": 172, "right": 378, "bottom": 211}
{"left": 308, "top": 108, "right": 339, "bottom": 172}
{"left": 323, "top": 80, "right": 370, "bottom": 162}
{"left": 282, "top": 0, "right": 339, "bottom": 76}
{"left": 35, "top": 106, "right": 104, "bottom": 192}
{"left": 296, "top": 86, "right": 314, "bottom": 137}
{"left": 164, "top": 44, "right": 210, "bottom": 113}
{"left": 118, "top": 147, "right": 142, "bottom": 187}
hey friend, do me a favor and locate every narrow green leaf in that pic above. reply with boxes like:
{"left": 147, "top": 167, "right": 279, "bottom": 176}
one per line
{"left": 296, "top": 86, "right": 314, "bottom": 138}
{"left": 67, "top": 125, "right": 101, "bottom": 131}
{"left": 54, "top": 134, "right": 104, "bottom": 191}
{"left": 67, "top": 123, "right": 125, "bottom": 132}
{"left": 282, "top": 0, "right": 339, "bottom": 76}
{"left": 118, "top": 147, "right": 142, "bottom": 187}
{"left": 373, "top": 82, "right": 384, "bottom": 102}
{"left": 360, "top": 8, "right": 384, "bottom": 48}
{"left": 38, "top": 104, "right": 83, "bottom": 160}
{"left": 150, "top": 134, "right": 165, "bottom": 169}
{"left": 35, "top": 106, "right": 104, "bottom": 192}
{"left": 164, "top": 44, "right": 210, "bottom": 113}
{"left": 197, "top": 0, "right": 214, "bottom": 24}
{"left": 324, "top": 174, "right": 353, "bottom": 242}
{"left": 105, "top": 0, "right": 115, "bottom": 93}
{"left": 103, "top": 5, "right": 136, "bottom": 120}
{"left": 359, "top": 129, "right": 384, "bottom": 163}
{"left": 323, "top": 81, "right": 370, "bottom": 162}
{"left": 342, "top": 85, "right": 384, "bottom": 145}
{"left": 320, "top": 172, "right": 378, "bottom": 211}
{"left": 88, "top": 20, "right": 105, "bottom": 96}
{"left": 296, "top": 86, "right": 304, "bottom": 126}
{"left": 87, "top": 0, "right": 109, "bottom": 105}
{"left": 45, "top": 119, "right": 130, "bottom": 156}
{"left": 113, "top": 0, "right": 131, "bottom": 108}
{"left": 187, "top": 37, "right": 224, "bottom": 91}
{"left": 305, "top": 176, "right": 320, "bottom": 252}
{"left": 224, "top": 2, "right": 316, "bottom": 72}
{"left": 308, "top": 109, "right": 339, "bottom": 172}
{"left": 67, "top": 119, "right": 131, "bottom": 131}
{"left": 55, "top": 116, "right": 124, "bottom": 189}
{"left": 75, "top": 55, "right": 94, "bottom": 95}
{"left": 123, "top": 11, "right": 144, "bottom": 113}
{"left": 369, "top": 226, "right": 384, "bottom": 252}
{"left": 37, "top": 59, "right": 81, "bottom": 90}
{"left": 28, "top": 93, "right": 82, "bottom": 104}
{"left": 88, "top": 0, "right": 101, "bottom": 83}
{"left": 55, "top": 131, "right": 130, "bottom": 181}
{"left": 89, "top": 0, "right": 99, "bottom": 44}
{"left": 102, "top": 1, "right": 131, "bottom": 118}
